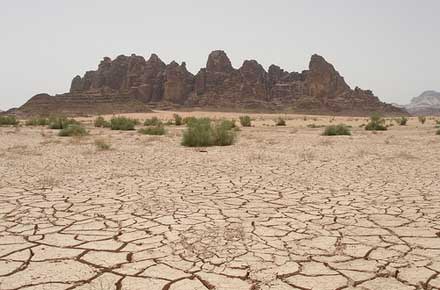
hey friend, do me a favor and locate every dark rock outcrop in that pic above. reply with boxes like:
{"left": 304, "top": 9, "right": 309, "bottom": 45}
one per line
{"left": 163, "top": 61, "right": 194, "bottom": 104}
{"left": 18, "top": 50, "right": 407, "bottom": 116}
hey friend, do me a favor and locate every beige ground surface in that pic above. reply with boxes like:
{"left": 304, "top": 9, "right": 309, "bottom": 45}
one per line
{"left": 0, "top": 112, "right": 439, "bottom": 290}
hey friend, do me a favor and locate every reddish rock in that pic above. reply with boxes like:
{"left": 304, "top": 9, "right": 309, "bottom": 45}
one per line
{"left": 306, "top": 54, "right": 350, "bottom": 99}
{"left": 239, "top": 60, "right": 268, "bottom": 101}
{"left": 163, "top": 61, "right": 194, "bottom": 104}
{"left": 206, "top": 50, "right": 234, "bottom": 73}
{"left": 19, "top": 50, "right": 407, "bottom": 116}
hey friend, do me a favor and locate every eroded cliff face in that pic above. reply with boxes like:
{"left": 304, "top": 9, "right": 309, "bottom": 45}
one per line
{"left": 18, "top": 50, "right": 407, "bottom": 116}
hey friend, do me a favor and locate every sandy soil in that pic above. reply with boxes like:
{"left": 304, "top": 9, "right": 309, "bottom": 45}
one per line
{"left": 0, "top": 112, "right": 439, "bottom": 290}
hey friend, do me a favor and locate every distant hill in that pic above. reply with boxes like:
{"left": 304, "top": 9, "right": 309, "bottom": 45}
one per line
{"left": 16, "top": 50, "right": 406, "bottom": 116}
{"left": 405, "top": 90, "right": 440, "bottom": 116}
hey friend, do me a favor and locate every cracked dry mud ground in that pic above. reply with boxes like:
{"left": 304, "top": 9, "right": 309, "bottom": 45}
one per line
{"left": 1, "top": 113, "right": 440, "bottom": 290}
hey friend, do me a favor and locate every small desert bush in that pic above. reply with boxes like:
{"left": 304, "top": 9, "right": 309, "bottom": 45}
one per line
{"left": 25, "top": 117, "right": 49, "bottom": 126}
{"left": 437, "top": 129, "right": 440, "bottom": 135}
{"left": 182, "top": 118, "right": 212, "bottom": 147}
{"left": 212, "top": 121, "right": 237, "bottom": 146}
{"left": 239, "top": 115, "right": 252, "bottom": 127}
{"left": 275, "top": 117, "right": 286, "bottom": 126}
{"left": 396, "top": 116, "right": 408, "bottom": 126}
{"left": 94, "top": 138, "right": 111, "bottom": 150}
{"left": 94, "top": 116, "right": 111, "bottom": 128}
{"left": 173, "top": 114, "right": 183, "bottom": 126}
{"left": 0, "top": 115, "right": 19, "bottom": 126}
{"left": 110, "top": 116, "right": 136, "bottom": 130}
{"left": 58, "top": 124, "right": 88, "bottom": 137}
{"left": 220, "top": 119, "right": 237, "bottom": 130}
{"left": 418, "top": 116, "right": 426, "bottom": 124}
{"left": 182, "top": 116, "right": 197, "bottom": 125}
{"left": 144, "top": 117, "right": 162, "bottom": 126}
{"left": 48, "top": 116, "right": 79, "bottom": 129}
{"left": 323, "top": 124, "right": 351, "bottom": 136}
{"left": 138, "top": 126, "right": 166, "bottom": 135}
{"left": 365, "top": 113, "right": 387, "bottom": 131}
{"left": 181, "top": 118, "right": 236, "bottom": 147}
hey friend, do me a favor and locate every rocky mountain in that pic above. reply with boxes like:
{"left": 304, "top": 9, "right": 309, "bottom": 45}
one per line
{"left": 404, "top": 91, "right": 440, "bottom": 116}
{"left": 17, "top": 50, "right": 406, "bottom": 116}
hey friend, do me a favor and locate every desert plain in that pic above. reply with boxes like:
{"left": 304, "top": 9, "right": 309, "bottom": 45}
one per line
{"left": 0, "top": 111, "right": 439, "bottom": 290}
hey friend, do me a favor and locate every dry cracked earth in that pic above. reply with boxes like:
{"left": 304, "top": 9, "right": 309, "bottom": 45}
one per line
{"left": 0, "top": 112, "right": 440, "bottom": 290}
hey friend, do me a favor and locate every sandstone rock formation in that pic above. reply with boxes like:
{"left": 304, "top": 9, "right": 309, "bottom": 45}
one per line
{"left": 18, "top": 50, "right": 407, "bottom": 116}
{"left": 404, "top": 90, "right": 440, "bottom": 116}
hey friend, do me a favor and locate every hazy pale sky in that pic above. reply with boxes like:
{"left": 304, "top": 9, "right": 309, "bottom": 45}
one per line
{"left": 1, "top": 0, "right": 439, "bottom": 110}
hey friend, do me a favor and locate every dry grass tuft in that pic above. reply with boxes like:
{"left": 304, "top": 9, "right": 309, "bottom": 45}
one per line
{"left": 95, "top": 138, "right": 111, "bottom": 151}
{"left": 35, "top": 176, "right": 60, "bottom": 190}
{"left": 298, "top": 149, "right": 314, "bottom": 162}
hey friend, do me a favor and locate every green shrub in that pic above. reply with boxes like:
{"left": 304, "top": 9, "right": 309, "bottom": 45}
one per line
{"left": 181, "top": 118, "right": 236, "bottom": 147}
{"left": 212, "top": 120, "right": 237, "bottom": 146}
{"left": 239, "top": 116, "right": 252, "bottom": 127}
{"left": 275, "top": 117, "right": 286, "bottom": 126}
{"left": 95, "top": 138, "right": 111, "bottom": 150}
{"left": 25, "top": 117, "right": 49, "bottom": 126}
{"left": 94, "top": 116, "right": 111, "bottom": 128}
{"left": 220, "top": 119, "right": 237, "bottom": 130}
{"left": 418, "top": 116, "right": 426, "bottom": 124}
{"left": 365, "top": 113, "right": 387, "bottom": 131}
{"left": 58, "top": 124, "right": 88, "bottom": 137}
{"left": 437, "top": 129, "right": 440, "bottom": 135}
{"left": 323, "top": 124, "right": 352, "bottom": 136}
{"left": 396, "top": 116, "right": 408, "bottom": 126}
{"left": 138, "top": 126, "right": 166, "bottom": 135}
{"left": 48, "top": 117, "right": 79, "bottom": 129}
{"left": 182, "top": 116, "right": 197, "bottom": 125}
{"left": 173, "top": 114, "right": 183, "bottom": 126}
{"left": 144, "top": 117, "right": 162, "bottom": 126}
{"left": 0, "top": 115, "right": 19, "bottom": 126}
{"left": 182, "top": 118, "right": 213, "bottom": 147}
{"left": 110, "top": 116, "right": 136, "bottom": 130}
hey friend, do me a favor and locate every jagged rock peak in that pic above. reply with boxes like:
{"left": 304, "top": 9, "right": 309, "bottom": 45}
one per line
{"left": 147, "top": 53, "right": 163, "bottom": 63}
{"left": 309, "top": 54, "right": 336, "bottom": 72}
{"left": 168, "top": 60, "right": 179, "bottom": 67}
{"left": 240, "top": 60, "right": 267, "bottom": 82}
{"left": 240, "top": 59, "right": 265, "bottom": 71}
{"left": 23, "top": 50, "right": 408, "bottom": 117}
{"left": 206, "top": 50, "right": 234, "bottom": 73}
{"left": 307, "top": 53, "right": 350, "bottom": 96}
